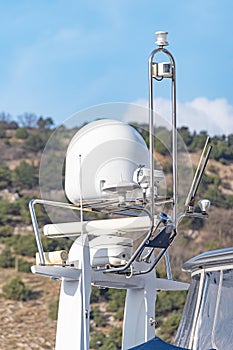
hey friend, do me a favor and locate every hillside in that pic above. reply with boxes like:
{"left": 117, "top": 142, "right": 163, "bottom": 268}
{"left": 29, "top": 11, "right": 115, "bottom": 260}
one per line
{"left": 0, "top": 116, "right": 232, "bottom": 349}
{"left": 0, "top": 269, "right": 59, "bottom": 350}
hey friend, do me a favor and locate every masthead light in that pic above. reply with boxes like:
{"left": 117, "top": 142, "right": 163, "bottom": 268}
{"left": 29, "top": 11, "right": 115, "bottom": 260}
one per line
{"left": 155, "top": 31, "right": 169, "bottom": 47}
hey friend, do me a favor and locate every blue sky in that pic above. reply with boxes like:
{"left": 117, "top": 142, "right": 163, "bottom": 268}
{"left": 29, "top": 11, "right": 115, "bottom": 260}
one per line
{"left": 0, "top": 0, "right": 233, "bottom": 135}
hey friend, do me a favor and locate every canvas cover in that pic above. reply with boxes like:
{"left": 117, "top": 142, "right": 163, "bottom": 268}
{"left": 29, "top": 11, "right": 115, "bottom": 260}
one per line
{"left": 128, "top": 337, "right": 189, "bottom": 350}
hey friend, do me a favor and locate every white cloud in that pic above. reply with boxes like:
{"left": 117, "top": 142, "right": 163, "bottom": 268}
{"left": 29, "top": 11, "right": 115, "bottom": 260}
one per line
{"left": 123, "top": 97, "right": 233, "bottom": 135}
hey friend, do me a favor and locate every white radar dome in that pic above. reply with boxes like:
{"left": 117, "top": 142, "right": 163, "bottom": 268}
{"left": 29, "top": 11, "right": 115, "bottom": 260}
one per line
{"left": 65, "top": 119, "right": 149, "bottom": 203}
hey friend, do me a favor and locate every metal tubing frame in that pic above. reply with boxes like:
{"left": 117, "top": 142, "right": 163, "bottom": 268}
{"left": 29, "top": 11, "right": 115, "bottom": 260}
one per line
{"left": 29, "top": 198, "right": 84, "bottom": 265}
{"left": 133, "top": 228, "right": 177, "bottom": 276}
{"left": 29, "top": 196, "right": 177, "bottom": 277}
{"left": 191, "top": 145, "right": 212, "bottom": 200}
{"left": 148, "top": 47, "right": 177, "bottom": 227}
{"left": 29, "top": 198, "right": 157, "bottom": 273}
{"left": 184, "top": 136, "right": 210, "bottom": 208}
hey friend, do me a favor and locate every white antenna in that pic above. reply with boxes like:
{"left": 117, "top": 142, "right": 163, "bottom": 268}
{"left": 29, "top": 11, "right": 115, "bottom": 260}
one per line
{"left": 79, "top": 154, "right": 89, "bottom": 350}
{"left": 184, "top": 137, "right": 211, "bottom": 210}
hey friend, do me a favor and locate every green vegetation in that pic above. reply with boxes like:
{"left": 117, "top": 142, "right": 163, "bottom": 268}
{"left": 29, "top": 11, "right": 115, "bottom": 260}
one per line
{"left": 15, "top": 127, "right": 29, "bottom": 139}
{"left": 106, "top": 289, "right": 126, "bottom": 313}
{"left": 0, "top": 165, "right": 12, "bottom": 189}
{"left": 14, "top": 161, "right": 38, "bottom": 190}
{"left": 90, "top": 331, "right": 105, "bottom": 349}
{"left": 17, "top": 258, "right": 32, "bottom": 273}
{"left": 133, "top": 123, "right": 233, "bottom": 163}
{"left": 2, "top": 276, "right": 31, "bottom": 301}
{"left": 0, "top": 114, "right": 232, "bottom": 345}
{"left": 156, "top": 290, "right": 187, "bottom": 341}
{"left": 48, "top": 299, "right": 59, "bottom": 320}
{"left": 91, "top": 306, "right": 107, "bottom": 328}
{"left": 90, "top": 327, "right": 122, "bottom": 350}
{"left": 0, "top": 247, "right": 15, "bottom": 268}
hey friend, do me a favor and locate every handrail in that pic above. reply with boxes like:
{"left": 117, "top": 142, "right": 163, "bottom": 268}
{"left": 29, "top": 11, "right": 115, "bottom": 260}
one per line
{"left": 29, "top": 198, "right": 155, "bottom": 271}
{"left": 148, "top": 46, "right": 177, "bottom": 227}
{"left": 29, "top": 198, "right": 85, "bottom": 265}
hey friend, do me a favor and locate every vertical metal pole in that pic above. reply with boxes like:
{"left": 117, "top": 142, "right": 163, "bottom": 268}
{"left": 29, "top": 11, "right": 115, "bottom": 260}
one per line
{"left": 148, "top": 46, "right": 177, "bottom": 228}
{"left": 79, "top": 154, "right": 89, "bottom": 350}
{"left": 171, "top": 60, "right": 177, "bottom": 227}
{"left": 148, "top": 35, "right": 177, "bottom": 279}
{"left": 29, "top": 199, "right": 45, "bottom": 265}
{"left": 148, "top": 55, "right": 155, "bottom": 227}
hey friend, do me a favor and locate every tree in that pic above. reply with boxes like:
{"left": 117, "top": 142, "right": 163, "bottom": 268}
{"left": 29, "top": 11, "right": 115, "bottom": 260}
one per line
{"left": 228, "top": 134, "right": 233, "bottom": 147}
{"left": 91, "top": 285, "right": 109, "bottom": 303}
{"left": 13, "top": 161, "right": 38, "bottom": 189}
{"left": 18, "top": 112, "right": 38, "bottom": 128}
{"left": 155, "top": 129, "right": 171, "bottom": 155}
{"left": 190, "top": 130, "right": 208, "bottom": 150}
{"left": 178, "top": 126, "right": 193, "bottom": 147}
{"left": 37, "top": 116, "right": 54, "bottom": 129}
{"left": 0, "top": 112, "right": 12, "bottom": 123}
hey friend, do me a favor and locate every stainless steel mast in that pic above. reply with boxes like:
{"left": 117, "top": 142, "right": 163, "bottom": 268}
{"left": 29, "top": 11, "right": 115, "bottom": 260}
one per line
{"left": 148, "top": 31, "right": 177, "bottom": 228}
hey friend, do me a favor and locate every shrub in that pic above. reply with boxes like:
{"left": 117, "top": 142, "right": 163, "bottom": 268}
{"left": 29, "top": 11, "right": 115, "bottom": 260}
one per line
{"left": 0, "top": 224, "right": 12, "bottom": 237}
{"left": 17, "top": 196, "right": 33, "bottom": 224}
{"left": 48, "top": 299, "right": 59, "bottom": 320}
{"left": 2, "top": 276, "right": 31, "bottom": 301}
{"left": 24, "top": 134, "right": 45, "bottom": 153}
{"left": 156, "top": 290, "right": 187, "bottom": 316}
{"left": 108, "top": 327, "right": 122, "bottom": 348}
{"left": 0, "top": 165, "right": 12, "bottom": 189}
{"left": 90, "top": 331, "right": 105, "bottom": 349}
{"left": 17, "top": 258, "right": 32, "bottom": 273}
{"left": 99, "top": 338, "right": 118, "bottom": 350}
{"left": 41, "top": 236, "right": 72, "bottom": 253}
{"left": 203, "top": 240, "right": 220, "bottom": 251}
{"left": 225, "top": 195, "right": 233, "bottom": 209}
{"left": 0, "top": 247, "right": 15, "bottom": 268}
{"left": 13, "top": 161, "right": 38, "bottom": 189}
{"left": 156, "top": 290, "right": 187, "bottom": 341}
{"left": 107, "top": 289, "right": 126, "bottom": 312}
{"left": 91, "top": 306, "right": 106, "bottom": 327}
{"left": 91, "top": 286, "right": 109, "bottom": 303}
{"left": 115, "top": 308, "right": 124, "bottom": 321}
{"left": 0, "top": 202, "right": 12, "bottom": 225}
{"left": 162, "top": 161, "right": 172, "bottom": 173}
{"left": 12, "top": 234, "right": 37, "bottom": 257}
{"left": 15, "top": 127, "right": 29, "bottom": 139}
{"left": 157, "top": 311, "right": 183, "bottom": 342}
{"left": 0, "top": 129, "right": 6, "bottom": 138}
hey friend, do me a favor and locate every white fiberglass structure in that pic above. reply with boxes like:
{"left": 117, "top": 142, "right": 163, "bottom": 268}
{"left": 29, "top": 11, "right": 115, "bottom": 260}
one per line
{"left": 28, "top": 31, "right": 232, "bottom": 350}
{"left": 65, "top": 119, "right": 149, "bottom": 202}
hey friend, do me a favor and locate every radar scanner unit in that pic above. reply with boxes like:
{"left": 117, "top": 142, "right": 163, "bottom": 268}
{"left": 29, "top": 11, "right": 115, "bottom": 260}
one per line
{"left": 65, "top": 119, "right": 150, "bottom": 203}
